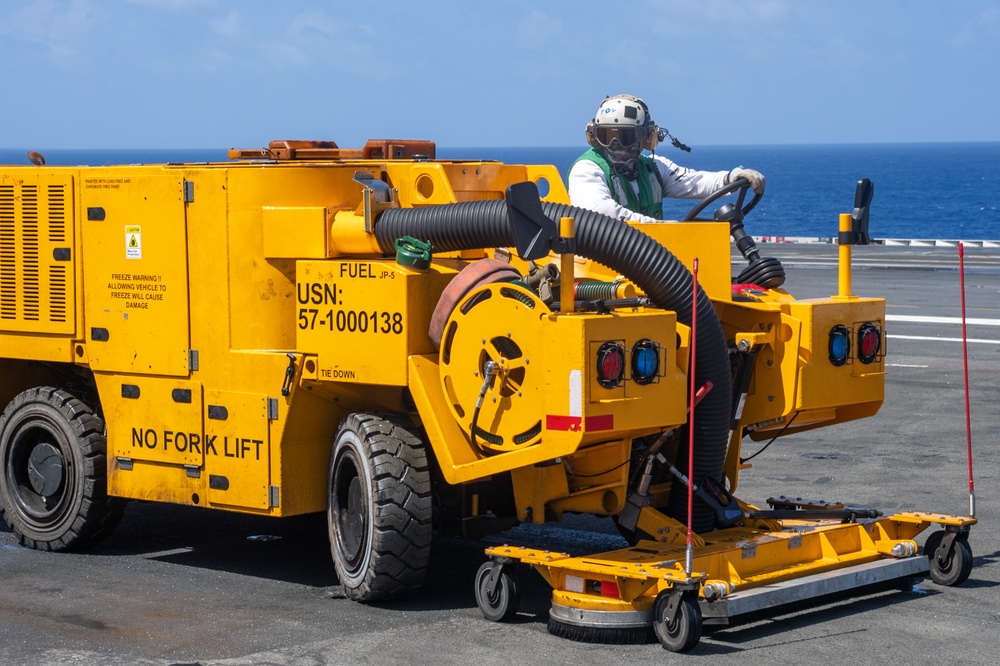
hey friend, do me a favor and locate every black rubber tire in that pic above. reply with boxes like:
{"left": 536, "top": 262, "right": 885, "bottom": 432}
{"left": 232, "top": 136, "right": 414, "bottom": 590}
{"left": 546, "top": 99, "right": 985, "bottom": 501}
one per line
{"left": 475, "top": 562, "right": 520, "bottom": 622}
{"left": 925, "top": 530, "right": 973, "bottom": 587}
{"left": 0, "top": 387, "right": 124, "bottom": 551}
{"left": 328, "top": 413, "right": 432, "bottom": 602}
{"left": 652, "top": 592, "right": 702, "bottom": 653}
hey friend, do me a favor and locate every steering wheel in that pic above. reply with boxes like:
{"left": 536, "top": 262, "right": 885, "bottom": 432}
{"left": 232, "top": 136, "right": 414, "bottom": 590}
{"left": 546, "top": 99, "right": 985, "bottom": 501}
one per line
{"left": 682, "top": 178, "right": 761, "bottom": 222}
{"left": 682, "top": 178, "right": 785, "bottom": 289}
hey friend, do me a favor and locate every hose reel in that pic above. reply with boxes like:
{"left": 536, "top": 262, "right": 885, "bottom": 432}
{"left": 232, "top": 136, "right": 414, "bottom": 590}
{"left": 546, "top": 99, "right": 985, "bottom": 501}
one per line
{"left": 438, "top": 280, "right": 547, "bottom": 453}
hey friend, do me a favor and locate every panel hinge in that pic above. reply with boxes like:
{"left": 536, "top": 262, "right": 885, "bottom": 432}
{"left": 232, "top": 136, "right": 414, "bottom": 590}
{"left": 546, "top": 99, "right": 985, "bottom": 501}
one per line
{"left": 184, "top": 465, "right": 201, "bottom": 478}
{"left": 267, "top": 397, "right": 279, "bottom": 420}
{"left": 269, "top": 485, "right": 280, "bottom": 508}
{"left": 189, "top": 349, "right": 199, "bottom": 371}
{"left": 183, "top": 180, "right": 195, "bottom": 203}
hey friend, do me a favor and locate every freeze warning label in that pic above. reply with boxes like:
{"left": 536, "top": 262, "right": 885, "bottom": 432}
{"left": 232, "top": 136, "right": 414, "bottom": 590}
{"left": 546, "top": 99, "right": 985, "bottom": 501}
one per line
{"left": 108, "top": 272, "right": 167, "bottom": 310}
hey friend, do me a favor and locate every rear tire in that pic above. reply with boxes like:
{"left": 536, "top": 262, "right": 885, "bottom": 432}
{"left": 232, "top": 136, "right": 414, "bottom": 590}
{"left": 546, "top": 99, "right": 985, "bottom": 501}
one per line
{"left": 328, "top": 413, "right": 432, "bottom": 602}
{"left": 0, "top": 387, "right": 124, "bottom": 551}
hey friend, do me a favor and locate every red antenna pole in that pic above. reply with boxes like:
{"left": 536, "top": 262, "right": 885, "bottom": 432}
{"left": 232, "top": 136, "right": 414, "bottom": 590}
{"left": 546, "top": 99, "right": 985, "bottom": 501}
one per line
{"left": 958, "top": 243, "right": 975, "bottom": 517}
{"left": 686, "top": 258, "right": 699, "bottom": 577}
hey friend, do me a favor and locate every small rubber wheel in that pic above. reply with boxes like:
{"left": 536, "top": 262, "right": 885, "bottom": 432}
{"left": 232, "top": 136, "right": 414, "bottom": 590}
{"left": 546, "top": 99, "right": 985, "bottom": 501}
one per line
{"left": 924, "top": 530, "right": 973, "bottom": 587}
{"left": 652, "top": 591, "right": 702, "bottom": 653}
{"left": 474, "top": 561, "right": 520, "bottom": 622}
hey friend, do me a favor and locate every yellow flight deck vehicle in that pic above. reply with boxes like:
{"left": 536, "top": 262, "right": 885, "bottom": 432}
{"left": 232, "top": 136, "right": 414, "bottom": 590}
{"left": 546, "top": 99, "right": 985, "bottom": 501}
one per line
{"left": 0, "top": 139, "right": 976, "bottom": 652}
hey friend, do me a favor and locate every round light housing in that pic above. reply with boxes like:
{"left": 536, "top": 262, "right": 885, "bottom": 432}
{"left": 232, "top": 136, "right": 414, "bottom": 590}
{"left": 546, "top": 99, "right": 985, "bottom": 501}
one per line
{"left": 828, "top": 325, "right": 851, "bottom": 366}
{"left": 631, "top": 339, "right": 660, "bottom": 385}
{"left": 596, "top": 341, "right": 625, "bottom": 388}
{"left": 857, "top": 322, "right": 882, "bottom": 364}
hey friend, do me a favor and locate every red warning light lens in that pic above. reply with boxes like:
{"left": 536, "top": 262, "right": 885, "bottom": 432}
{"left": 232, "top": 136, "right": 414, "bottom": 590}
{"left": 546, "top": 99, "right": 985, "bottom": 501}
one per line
{"left": 596, "top": 341, "right": 625, "bottom": 388}
{"left": 857, "top": 323, "right": 882, "bottom": 364}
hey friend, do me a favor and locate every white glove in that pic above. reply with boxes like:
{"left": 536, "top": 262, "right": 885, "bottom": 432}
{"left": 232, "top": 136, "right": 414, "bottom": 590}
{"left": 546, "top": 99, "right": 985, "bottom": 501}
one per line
{"left": 729, "top": 167, "right": 766, "bottom": 195}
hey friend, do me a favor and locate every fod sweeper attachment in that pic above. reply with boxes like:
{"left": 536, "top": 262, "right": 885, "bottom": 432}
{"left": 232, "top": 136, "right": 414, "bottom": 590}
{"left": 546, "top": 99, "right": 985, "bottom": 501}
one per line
{"left": 0, "top": 142, "right": 976, "bottom": 654}
{"left": 473, "top": 179, "right": 977, "bottom": 651}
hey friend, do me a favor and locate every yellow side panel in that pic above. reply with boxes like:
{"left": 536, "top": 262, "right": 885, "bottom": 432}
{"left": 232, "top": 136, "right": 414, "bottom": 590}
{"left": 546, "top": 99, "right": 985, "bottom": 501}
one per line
{"left": 579, "top": 222, "right": 732, "bottom": 302}
{"left": 101, "top": 374, "right": 204, "bottom": 467}
{"left": 109, "top": 458, "right": 204, "bottom": 506}
{"left": 0, "top": 171, "right": 77, "bottom": 335}
{"left": 82, "top": 173, "right": 191, "bottom": 376}
{"left": 262, "top": 206, "right": 331, "bottom": 259}
{"left": 296, "top": 259, "right": 456, "bottom": 386}
{"left": 204, "top": 390, "right": 271, "bottom": 510}
{"left": 629, "top": 222, "right": 732, "bottom": 301}
{"left": 791, "top": 298, "right": 886, "bottom": 409}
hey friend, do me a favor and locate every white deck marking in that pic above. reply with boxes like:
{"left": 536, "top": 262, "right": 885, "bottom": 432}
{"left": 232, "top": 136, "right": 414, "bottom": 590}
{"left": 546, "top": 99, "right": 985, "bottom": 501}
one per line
{"left": 886, "top": 314, "right": 1000, "bottom": 326}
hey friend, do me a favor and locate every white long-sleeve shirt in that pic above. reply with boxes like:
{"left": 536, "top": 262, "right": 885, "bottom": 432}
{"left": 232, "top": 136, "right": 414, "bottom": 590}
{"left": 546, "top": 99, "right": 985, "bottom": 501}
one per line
{"left": 568, "top": 154, "right": 728, "bottom": 223}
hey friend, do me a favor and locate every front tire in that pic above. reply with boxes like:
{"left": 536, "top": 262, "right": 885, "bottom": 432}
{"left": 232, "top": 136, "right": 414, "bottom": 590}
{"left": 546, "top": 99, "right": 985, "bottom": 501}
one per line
{"left": 0, "top": 387, "right": 124, "bottom": 551}
{"left": 328, "top": 413, "right": 432, "bottom": 602}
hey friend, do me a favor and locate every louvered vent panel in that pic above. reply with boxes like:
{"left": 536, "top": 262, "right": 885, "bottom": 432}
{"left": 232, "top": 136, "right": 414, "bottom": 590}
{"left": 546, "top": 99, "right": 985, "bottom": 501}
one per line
{"left": 46, "top": 185, "right": 68, "bottom": 322}
{"left": 21, "top": 185, "right": 40, "bottom": 321}
{"left": 0, "top": 185, "right": 14, "bottom": 319}
{"left": 0, "top": 177, "right": 76, "bottom": 334}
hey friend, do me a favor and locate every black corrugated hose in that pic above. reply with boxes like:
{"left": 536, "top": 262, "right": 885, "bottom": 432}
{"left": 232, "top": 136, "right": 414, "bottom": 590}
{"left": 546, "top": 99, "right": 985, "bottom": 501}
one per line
{"left": 375, "top": 201, "right": 732, "bottom": 533}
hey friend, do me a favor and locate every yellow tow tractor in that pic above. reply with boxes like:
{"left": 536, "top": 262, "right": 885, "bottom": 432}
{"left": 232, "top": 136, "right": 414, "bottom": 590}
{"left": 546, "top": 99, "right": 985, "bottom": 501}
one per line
{"left": 0, "top": 140, "right": 976, "bottom": 652}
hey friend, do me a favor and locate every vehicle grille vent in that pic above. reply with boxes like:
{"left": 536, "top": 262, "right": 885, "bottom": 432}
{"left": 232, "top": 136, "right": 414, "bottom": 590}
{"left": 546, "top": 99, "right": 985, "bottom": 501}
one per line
{"left": 0, "top": 180, "right": 74, "bottom": 330}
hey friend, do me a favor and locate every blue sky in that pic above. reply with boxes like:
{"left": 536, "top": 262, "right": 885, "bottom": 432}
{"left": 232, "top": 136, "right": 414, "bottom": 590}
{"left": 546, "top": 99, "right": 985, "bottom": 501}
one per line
{"left": 2, "top": 0, "right": 998, "bottom": 149}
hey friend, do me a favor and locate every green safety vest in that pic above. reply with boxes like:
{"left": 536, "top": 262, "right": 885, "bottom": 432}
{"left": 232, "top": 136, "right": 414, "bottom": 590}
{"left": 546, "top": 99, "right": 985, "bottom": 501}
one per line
{"left": 574, "top": 148, "right": 664, "bottom": 219}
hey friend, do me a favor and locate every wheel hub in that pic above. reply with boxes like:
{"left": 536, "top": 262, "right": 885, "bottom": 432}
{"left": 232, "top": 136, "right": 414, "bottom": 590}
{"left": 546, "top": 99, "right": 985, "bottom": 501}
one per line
{"left": 337, "top": 473, "right": 366, "bottom": 566}
{"left": 27, "top": 442, "right": 63, "bottom": 497}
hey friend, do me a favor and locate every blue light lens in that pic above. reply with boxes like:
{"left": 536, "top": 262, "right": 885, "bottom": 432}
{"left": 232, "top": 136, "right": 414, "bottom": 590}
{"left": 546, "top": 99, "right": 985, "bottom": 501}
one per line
{"left": 828, "top": 325, "right": 851, "bottom": 366}
{"left": 631, "top": 339, "right": 660, "bottom": 385}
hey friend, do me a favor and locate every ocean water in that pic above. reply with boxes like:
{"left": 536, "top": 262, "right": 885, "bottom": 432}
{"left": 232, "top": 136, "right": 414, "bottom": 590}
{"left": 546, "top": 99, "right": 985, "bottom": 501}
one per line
{"left": 2, "top": 143, "right": 997, "bottom": 240}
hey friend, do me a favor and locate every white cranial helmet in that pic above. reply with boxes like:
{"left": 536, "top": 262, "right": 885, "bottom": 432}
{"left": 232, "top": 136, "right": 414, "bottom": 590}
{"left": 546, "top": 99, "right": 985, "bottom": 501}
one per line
{"left": 586, "top": 95, "right": 658, "bottom": 176}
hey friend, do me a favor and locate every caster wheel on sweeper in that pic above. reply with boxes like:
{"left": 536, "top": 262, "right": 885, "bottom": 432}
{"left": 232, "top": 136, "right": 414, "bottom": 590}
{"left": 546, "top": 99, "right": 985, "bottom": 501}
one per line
{"left": 652, "top": 590, "right": 702, "bottom": 653}
{"left": 475, "top": 561, "right": 520, "bottom": 622}
{"left": 925, "top": 530, "right": 973, "bottom": 587}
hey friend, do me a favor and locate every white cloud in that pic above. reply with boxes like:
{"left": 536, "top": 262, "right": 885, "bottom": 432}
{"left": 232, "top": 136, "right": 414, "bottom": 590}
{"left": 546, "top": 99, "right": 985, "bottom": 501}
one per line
{"left": 123, "top": 0, "right": 212, "bottom": 10}
{"left": 0, "top": 0, "right": 100, "bottom": 68}
{"left": 211, "top": 10, "right": 243, "bottom": 39}
{"left": 516, "top": 9, "right": 561, "bottom": 50}
{"left": 952, "top": 7, "right": 1000, "bottom": 51}
{"left": 287, "top": 10, "right": 344, "bottom": 39}
{"left": 647, "top": 0, "right": 790, "bottom": 24}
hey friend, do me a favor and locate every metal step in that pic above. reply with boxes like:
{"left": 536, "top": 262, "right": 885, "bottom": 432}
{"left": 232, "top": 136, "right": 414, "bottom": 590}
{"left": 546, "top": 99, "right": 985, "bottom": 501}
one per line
{"left": 701, "top": 556, "right": 929, "bottom": 625}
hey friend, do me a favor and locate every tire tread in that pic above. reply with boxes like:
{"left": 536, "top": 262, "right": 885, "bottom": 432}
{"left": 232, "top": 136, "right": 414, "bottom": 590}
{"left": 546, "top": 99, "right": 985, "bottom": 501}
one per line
{"left": 0, "top": 387, "right": 125, "bottom": 552}
{"left": 331, "top": 412, "right": 432, "bottom": 602}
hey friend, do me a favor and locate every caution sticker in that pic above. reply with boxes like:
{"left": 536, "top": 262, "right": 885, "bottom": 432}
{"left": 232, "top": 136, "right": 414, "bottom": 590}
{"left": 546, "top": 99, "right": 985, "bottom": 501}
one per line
{"left": 126, "top": 225, "right": 142, "bottom": 259}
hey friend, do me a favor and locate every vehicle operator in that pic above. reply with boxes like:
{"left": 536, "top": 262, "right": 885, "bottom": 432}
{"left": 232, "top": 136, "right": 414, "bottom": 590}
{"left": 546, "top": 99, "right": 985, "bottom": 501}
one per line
{"left": 568, "top": 94, "right": 765, "bottom": 222}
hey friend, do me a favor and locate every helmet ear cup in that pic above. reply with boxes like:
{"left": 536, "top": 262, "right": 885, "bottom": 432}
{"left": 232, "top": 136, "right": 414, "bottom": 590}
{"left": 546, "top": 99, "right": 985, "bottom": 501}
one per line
{"left": 642, "top": 123, "right": 660, "bottom": 151}
{"left": 585, "top": 121, "right": 599, "bottom": 149}
{"left": 632, "top": 97, "right": 658, "bottom": 151}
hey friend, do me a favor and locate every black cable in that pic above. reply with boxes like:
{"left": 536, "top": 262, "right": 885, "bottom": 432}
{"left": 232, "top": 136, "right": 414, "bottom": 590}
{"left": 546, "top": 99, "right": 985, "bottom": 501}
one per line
{"left": 569, "top": 459, "right": 631, "bottom": 478}
{"left": 740, "top": 412, "right": 799, "bottom": 464}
